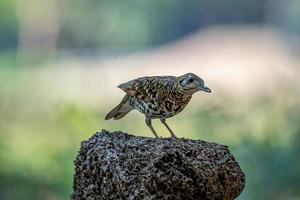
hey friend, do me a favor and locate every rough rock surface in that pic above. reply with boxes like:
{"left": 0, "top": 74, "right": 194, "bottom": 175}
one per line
{"left": 72, "top": 130, "right": 245, "bottom": 200}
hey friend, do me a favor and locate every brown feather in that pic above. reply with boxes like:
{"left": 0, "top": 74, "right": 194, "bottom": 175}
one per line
{"left": 105, "top": 95, "right": 133, "bottom": 120}
{"left": 118, "top": 81, "right": 137, "bottom": 96}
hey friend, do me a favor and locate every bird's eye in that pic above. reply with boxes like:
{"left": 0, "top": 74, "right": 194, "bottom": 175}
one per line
{"left": 188, "top": 78, "right": 194, "bottom": 83}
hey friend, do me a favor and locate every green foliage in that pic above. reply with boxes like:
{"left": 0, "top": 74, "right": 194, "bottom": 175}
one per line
{"left": 0, "top": 70, "right": 300, "bottom": 199}
{"left": 0, "top": 0, "right": 18, "bottom": 50}
{"left": 1, "top": 0, "right": 299, "bottom": 53}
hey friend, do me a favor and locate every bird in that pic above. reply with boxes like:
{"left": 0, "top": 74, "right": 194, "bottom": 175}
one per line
{"left": 105, "top": 73, "right": 211, "bottom": 138}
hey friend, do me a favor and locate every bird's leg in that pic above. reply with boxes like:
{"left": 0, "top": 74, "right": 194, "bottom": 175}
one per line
{"left": 160, "top": 118, "right": 177, "bottom": 138}
{"left": 145, "top": 118, "right": 159, "bottom": 138}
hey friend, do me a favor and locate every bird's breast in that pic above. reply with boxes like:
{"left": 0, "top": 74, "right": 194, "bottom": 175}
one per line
{"left": 129, "top": 93, "right": 191, "bottom": 119}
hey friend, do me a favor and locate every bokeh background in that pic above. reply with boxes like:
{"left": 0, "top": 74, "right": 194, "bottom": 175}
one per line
{"left": 1, "top": 0, "right": 300, "bottom": 199}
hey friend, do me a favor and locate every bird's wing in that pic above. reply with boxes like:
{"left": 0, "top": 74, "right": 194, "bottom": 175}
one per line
{"left": 118, "top": 76, "right": 177, "bottom": 101}
{"left": 118, "top": 77, "right": 152, "bottom": 101}
{"left": 117, "top": 80, "right": 138, "bottom": 96}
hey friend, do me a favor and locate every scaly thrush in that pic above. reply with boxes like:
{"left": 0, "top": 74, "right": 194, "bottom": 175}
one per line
{"left": 105, "top": 73, "right": 211, "bottom": 138}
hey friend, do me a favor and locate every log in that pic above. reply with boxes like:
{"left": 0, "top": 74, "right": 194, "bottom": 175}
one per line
{"left": 72, "top": 130, "right": 245, "bottom": 200}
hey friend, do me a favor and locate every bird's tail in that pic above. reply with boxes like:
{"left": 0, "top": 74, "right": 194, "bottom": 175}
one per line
{"left": 105, "top": 95, "right": 133, "bottom": 120}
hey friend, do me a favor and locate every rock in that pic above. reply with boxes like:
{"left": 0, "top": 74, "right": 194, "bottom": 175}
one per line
{"left": 72, "top": 130, "right": 245, "bottom": 200}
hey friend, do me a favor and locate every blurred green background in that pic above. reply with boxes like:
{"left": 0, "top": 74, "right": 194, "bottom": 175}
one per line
{"left": 1, "top": 0, "right": 300, "bottom": 199}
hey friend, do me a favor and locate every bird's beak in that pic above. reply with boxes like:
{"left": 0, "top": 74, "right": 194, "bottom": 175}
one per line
{"left": 199, "top": 85, "right": 211, "bottom": 93}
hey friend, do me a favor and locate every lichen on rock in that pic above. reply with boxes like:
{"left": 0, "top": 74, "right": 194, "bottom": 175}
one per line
{"left": 72, "top": 130, "right": 245, "bottom": 200}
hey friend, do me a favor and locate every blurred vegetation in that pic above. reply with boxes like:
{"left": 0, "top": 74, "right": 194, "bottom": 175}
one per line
{"left": 0, "top": 0, "right": 18, "bottom": 50}
{"left": 1, "top": 69, "right": 300, "bottom": 199}
{"left": 0, "top": 0, "right": 299, "bottom": 53}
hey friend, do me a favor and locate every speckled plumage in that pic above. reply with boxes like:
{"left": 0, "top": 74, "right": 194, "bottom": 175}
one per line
{"left": 105, "top": 73, "right": 211, "bottom": 138}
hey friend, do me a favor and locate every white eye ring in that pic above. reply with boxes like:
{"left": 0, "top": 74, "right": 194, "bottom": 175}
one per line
{"left": 188, "top": 78, "right": 194, "bottom": 83}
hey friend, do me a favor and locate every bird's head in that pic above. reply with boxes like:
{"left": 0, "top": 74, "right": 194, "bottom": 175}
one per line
{"left": 177, "top": 73, "right": 211, "bottom": 94}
